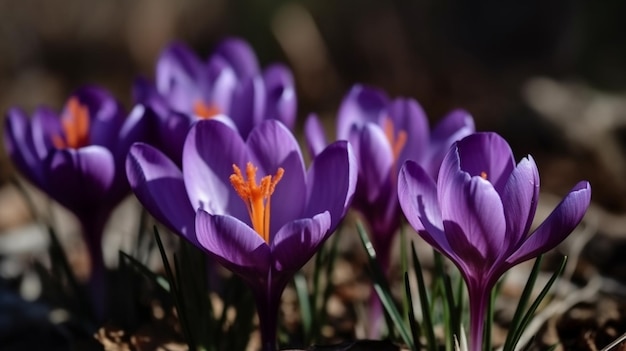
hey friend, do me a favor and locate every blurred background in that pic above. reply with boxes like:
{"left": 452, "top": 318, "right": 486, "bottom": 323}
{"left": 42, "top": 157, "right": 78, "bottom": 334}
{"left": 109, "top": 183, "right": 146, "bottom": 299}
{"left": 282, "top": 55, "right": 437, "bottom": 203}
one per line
{"left": 2, "top": 0, "right": 626, "bottom": 214}
{"left": 1, "top": 0, "right": 626, "bottom": 349}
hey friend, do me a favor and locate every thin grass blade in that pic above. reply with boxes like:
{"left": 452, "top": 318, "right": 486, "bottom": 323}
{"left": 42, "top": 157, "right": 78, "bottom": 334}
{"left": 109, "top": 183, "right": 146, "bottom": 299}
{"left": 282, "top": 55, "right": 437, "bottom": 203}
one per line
{"left": 509, "top": 256, "right": 567, "bottom": 351}
{"left": 356, "top": 221, "right": 414, "bottom": 349}
{"left": 294, "top": 272, "right": 313, "bottom": 342}
{"left": 411, "top": 243, "right": 438, "bottom": 351}
{"left": 405, "top": 272, "right": 422, "bottom": 351}
{"left": 502, "top": 255, "right": 544, "bottom": 351}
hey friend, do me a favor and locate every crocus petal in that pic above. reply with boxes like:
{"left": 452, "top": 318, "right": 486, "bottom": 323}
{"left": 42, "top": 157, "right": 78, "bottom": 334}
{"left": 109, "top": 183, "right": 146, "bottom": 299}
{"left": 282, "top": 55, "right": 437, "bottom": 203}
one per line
{"left": 456, "top": 133, "right": 515, "bottom": 193}
{"left": 441, "top": 170, "right": 506, "bottom": 266}
{"left": 387, "top": 98, "right": 429, "bottom": 167}
{"left": 426, "top": 109, "right": 475, "bottom": 178}
{"left": 105, "top": 105, "right": 157, "bottom": 207}
{"left": 304, "top": 113, "right": 328, "bottom": 158}
{"left": 506, "top": 181, "right": 591, "bottom": 266}
{"left": 358, "top": 123, "right": 394, "bottom": 203}
{"left": 126, "top": 143, "right": 197, "bottom": 245}
{"left": 4, "top": 108, "right": 45, "bottom": 188}
{"left": 337, "top": 85, "right": 389, "bottom": 140}
{"left": 247, "top": 120, "right": 306, "bottom": 234}
{"left": 398, "top": 160, "right": 451, "bottom": 254}
{"left": 182, "top": 119, "right": 248, "bottom": 219}
{"left": 156, "top": 42, "right": 204, "bottom": 112}
{"left": 117, "top": 105, "right": 157, "bottom": 162}
{"left": 133, "top": 76, "right": 170, "bottom": 118}
{"left": 195, "top": 210, "right": 270, "bottom": 284}
{"left": 305, "top": 141, "right": 357, "bottom": 231}
{"left": 207, "top": 60, "right": 237, "bottom": 114}
{"left": 157, "top": 110, "right": 194, "bottom": 165}
{"left": 263, "top": 64, "right": 297, "bottom": 130}
{"left": 45, "top": 146, "right": 115, "bottom": 216}
{"left": 73, "top": 86, "right": 125, "bottom": 151}
{"left": 430, "top": 109, "right": 475, "bottom": 144}
{"left": 500, "top": 156, "right": 540, "bottom": 252}
{"left": 229, "top": 75, "right": 266, "bottom": 138}
{"left": 31, "top": 107, "right": 61, "bottom": 159}
{"left": 213, "top": 37, "right": 260, "bottom": 78}
{"left": 271, "top": 212, "right": 331, "bottom": 273}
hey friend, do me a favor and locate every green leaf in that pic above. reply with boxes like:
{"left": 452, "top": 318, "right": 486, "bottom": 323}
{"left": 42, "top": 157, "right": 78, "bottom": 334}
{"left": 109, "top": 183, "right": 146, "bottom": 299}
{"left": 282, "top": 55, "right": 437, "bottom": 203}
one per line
{"left": 404, "top": 272, "right": 422, "bottom": 351}
{"left": 508, "top": 256, "right": 568, "bottom": 351}
{"left": 434, "top": 250, "right": 461, "bottom": 350}
{"left": 46, "top": 226, "right": 95, "bottom": 323}
{"left": 503, "top": 255, "right": 544, "bottom": 351}
{"left": 400, "top": 226, "right": 409, "bottom": 324}
{"left": 310, "top": 225, "right": 342, "bottom": 344}
{"left": 154, "top": 226, "right": 196, "bottom": 349}
{"left": 294, "top": 273, "right": 313, "bottom": 342}
{"left": 411, "top": 243, "right": 437, "bottom": 351}
{"left": 175, "top": 240, "right": 213, "bottom": 348}
{"left": 118, "top": 251, "right": 170, "bottom": 292}
{"left": 356, "top": 220, "right": 415, "bottom": 350}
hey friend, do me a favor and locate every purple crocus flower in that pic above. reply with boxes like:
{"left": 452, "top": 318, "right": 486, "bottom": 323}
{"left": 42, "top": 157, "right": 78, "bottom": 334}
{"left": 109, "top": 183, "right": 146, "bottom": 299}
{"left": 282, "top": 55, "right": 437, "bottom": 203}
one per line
{"left": 306, "top": 84, "right": 475, "bottom": 272}
{"left": 126, "top": 119, "right": 357, "bottom": 351}
{"left": 397, "top": 132, "right": 591, "bottom": 351}
{"left": 134, "top": 37, "right": 297, "bottom": 164}
{"left": 4, "top": 86, "right": 152, "bottom": 320}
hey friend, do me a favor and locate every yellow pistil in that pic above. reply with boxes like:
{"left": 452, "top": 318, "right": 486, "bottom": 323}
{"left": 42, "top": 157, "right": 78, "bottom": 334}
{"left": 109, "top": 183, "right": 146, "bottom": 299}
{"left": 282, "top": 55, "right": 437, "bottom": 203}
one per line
{"left": 193, "top": 100, "right": 221, "bottom": 119}
{"left": 480, "top": 171, "right": 488, "bottom": 180}
{"left": 229, "top": 162, "right": 285, "bottom": 243}
{"left": 52, "top": 97, "right": 90, "bottom": 149}
{"left": 382, "top": 117, "right": 408, "bottom": 164}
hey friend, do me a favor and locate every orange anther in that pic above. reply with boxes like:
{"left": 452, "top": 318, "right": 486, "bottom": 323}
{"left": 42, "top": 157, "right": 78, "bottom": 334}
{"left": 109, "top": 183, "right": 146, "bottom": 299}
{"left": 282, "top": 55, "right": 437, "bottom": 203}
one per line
{"left": 229, "top": 162, "right": 284, "bottom": 243}
{"left": 382, "top": 117, "right": 407, "bottom": 163}
{"left": 382, "top": 117, "right": 408, "bottom": 180}
{"left": 480, "top": 171, "right": 488, "bottom": 180}
{"left": 52, "top": 97, "right": 90, "bottom": 149}
{"left": 193, "top": 100, "right": 221, "bottom": 119}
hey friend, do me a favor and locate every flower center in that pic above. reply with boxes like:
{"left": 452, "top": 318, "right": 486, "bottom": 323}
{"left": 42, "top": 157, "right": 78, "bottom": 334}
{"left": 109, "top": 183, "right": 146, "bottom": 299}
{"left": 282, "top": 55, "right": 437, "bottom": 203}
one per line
{"left": 480, "top": 171, "right": 488, "bottom": 180}
{"left": 382, "top": 117, "right": 407, "bottom": 163}
{"left": 193, "top": 100, "right": 221, "bottom": 120}
{"left": 229, "top": 162, "right": 285, "bottom": 243}
{"left": 52, "top": 97, "right": 90, "bottom": 149}
{"left": 382, "top": 117, "right": 407, "bottom": 176}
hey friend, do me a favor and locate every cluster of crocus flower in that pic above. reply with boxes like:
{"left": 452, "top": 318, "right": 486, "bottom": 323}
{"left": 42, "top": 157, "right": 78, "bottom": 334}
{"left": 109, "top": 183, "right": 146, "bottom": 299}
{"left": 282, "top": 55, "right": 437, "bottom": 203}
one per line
{"left": 306, "top": 84, "right": 475, "bottom": 273}
{"left": 305, "top": 84, "right": 475, "bottom": 337}
{"left": 3, "top": 86, "right": 153, "bottom": 320}
{"left": 398, "top": 132, "right": 591, "bottom": 351}
{"left": 134, "top": 37, "right": 297, "bottom": 164}
{"left": 3, "top": 35, "right": 592, "bottom": 351}
{"left": 4, "top": 37, "right": 306, "bottom": 351}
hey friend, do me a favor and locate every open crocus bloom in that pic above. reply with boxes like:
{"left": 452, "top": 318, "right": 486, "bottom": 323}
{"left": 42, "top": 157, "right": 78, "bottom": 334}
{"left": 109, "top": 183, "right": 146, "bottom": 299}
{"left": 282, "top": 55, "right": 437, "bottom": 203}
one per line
{"left": 305, "top": 84, "right": 475, "bottom": 271}
{"left": 133, "top": 37, "right": 297, "bottom": 164}
{"left": 398, "top": 132, "right": 591, "bottom": 351}
{"left": 3, "top": 86, "right": 152, "bottom": 320}
{"left": 126, "top": 119, "right": 357, "bottom": 351}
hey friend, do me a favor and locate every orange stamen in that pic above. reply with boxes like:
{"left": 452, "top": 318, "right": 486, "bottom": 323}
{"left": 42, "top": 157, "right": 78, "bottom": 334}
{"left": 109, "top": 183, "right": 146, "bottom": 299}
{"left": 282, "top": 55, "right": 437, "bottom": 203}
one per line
{"left": 193, "top": 100, "right": 221, "bottom": 119}
{"left": 52, "top": 97, "right": 90, "bottom": 149}
{"left": 382, "top": 117, "right": 408, "bottom": 163}
{"left": 480, "top": 171, "right": 488, "bottom": 180}
{"left": 382, "top": 117, "right": 408, "bottom": 180}
{"left": 229, "top": 162, "right": 284, "bottom": 243}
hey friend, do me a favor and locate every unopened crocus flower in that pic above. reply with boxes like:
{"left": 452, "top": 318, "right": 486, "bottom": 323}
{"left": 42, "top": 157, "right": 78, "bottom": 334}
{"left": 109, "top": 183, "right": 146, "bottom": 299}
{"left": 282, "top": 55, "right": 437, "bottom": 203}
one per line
{"left": 134, "top": 37, "right": 297, "bottom": 164}
{"left": 126, "top": 119, "right": 356, "bottom": 351}
{"left": 397, "top": 132, "right": 591, "bottom": 351}
{"left": 4, "top": 86, "right": 152, "bottom": 320}
{"left": 306, "top": 84, "right": 475, "bottom": 272}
